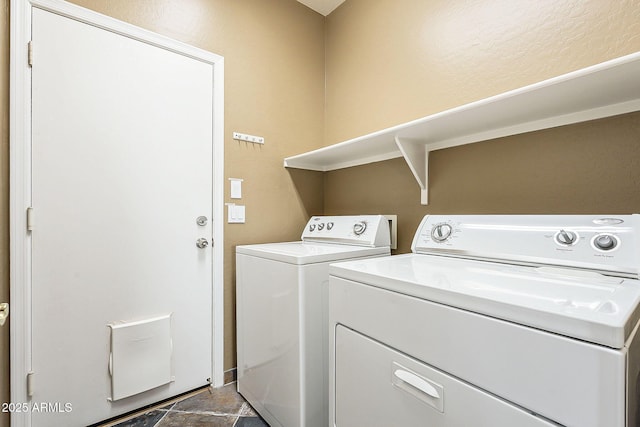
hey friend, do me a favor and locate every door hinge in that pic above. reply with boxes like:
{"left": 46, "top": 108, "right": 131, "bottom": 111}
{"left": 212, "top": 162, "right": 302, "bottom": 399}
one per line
{"left": 28, "top": 41, "right": 33, "bottom": 67}
{"left": 26, "top": 207, "right": 34, "bottom": 232}
{"left": 27, "top": 372, "right": 34, "bottom": 397}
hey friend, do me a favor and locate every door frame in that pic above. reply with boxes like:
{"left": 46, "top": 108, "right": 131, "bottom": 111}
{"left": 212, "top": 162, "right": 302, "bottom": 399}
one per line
{"left": 10, "top": 1, "right": 225, "bottom": 424}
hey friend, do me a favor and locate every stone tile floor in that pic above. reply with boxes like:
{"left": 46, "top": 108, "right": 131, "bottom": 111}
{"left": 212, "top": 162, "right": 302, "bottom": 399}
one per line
{"left": 103, "top": 383, "right": 269, "bottom": 427}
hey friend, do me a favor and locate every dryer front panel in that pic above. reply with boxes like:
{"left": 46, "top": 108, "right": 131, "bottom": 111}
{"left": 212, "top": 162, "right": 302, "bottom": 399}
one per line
{"left": 329, "top": 276, "right": 626, "bottom": 427}
{"left": 335, "top": 325, "right": 556, "bottom": 427}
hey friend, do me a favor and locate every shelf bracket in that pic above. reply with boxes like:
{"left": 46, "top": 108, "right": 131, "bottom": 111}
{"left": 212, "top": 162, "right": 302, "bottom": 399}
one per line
{"left": 395, "top": 137, "right": 429, "bottom": 205}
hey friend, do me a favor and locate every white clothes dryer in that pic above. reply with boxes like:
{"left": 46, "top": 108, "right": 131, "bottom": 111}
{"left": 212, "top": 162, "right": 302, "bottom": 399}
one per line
{"left": 236, "top": 215, "right": 391, "bottom": 427}
{"left": 329, "top": 214, "right": 640, "bottom": 427}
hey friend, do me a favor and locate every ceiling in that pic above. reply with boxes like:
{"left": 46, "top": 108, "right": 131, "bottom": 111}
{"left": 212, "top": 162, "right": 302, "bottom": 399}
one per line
{"left": 296, "top": 0, "right": 346, "bottom": 16}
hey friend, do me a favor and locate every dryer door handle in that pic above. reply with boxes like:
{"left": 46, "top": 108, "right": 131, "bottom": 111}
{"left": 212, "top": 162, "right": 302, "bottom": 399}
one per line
{"left": 393, "top": 369, "right": 440, "bottom": 399}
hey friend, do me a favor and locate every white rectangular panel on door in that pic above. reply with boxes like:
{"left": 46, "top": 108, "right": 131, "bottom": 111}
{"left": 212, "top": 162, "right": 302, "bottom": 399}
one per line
{"left": 108, "top": 314, "right": 173, "bottom": 401}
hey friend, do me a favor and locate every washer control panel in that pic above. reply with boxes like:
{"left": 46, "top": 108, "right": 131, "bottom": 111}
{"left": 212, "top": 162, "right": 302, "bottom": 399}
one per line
{"left": 412, "top": 215, "right": 640, "bottom": 277}
{"left": 302, "top": 215, "right": 391, "bottom": 248}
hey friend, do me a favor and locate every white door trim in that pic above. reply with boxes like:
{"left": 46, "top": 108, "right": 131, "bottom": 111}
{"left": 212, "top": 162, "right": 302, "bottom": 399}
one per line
{"left": 10, "top": 1, "right": 225, "bottom": 425}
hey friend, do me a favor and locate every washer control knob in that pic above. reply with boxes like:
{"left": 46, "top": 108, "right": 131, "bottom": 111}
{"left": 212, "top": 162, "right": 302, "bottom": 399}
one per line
{"left": 594, "top": 234, "right": 617, "bottom": 251}
{"left": 327, "top": 222, "right": 334, "bottom": 230}
{"left": 431, "top": 223, "right": 453, "bottom": 242}
{"left": 318, "top": 223, "right": 325, "bottom": 231}
{"left": 353, "top": 222, "right": 367, "bottom": 236}
{"left": 555, "top": 230, "right": 578, "bottom": 246}
{"left": 309, "top": 224, "right": 316, "bottom": 232}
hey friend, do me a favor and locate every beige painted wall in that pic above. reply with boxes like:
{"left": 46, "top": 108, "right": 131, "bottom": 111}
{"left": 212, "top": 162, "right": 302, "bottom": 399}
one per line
{"left": 0, "top": 1, "right": 324, "bottom": 418}
{"left": 325, "top": 0, "right": 640, "bottom": 143}
{"left": 324, "top": 0, "right": 640, "bottom": 253}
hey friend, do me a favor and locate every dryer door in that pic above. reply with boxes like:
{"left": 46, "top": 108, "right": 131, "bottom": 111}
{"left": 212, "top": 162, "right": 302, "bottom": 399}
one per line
{"left": 334, "top": 326, "right": 556, "bottom": 427}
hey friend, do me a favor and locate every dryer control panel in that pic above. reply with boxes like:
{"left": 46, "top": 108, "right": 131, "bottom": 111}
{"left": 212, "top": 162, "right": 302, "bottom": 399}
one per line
{"left": 302, "top": 215, "right": 391, "bottom": 248}
{"left": 411, "top": 215, "right": 640, "bottom": 278}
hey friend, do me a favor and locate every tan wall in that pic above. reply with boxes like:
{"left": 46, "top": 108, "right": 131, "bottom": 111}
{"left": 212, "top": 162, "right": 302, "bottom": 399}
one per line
{"left": 0, "top": 0, "right": 324, "bottom": 415}
{"left": 324, "top": 0, "right": 640, "bottom": 253}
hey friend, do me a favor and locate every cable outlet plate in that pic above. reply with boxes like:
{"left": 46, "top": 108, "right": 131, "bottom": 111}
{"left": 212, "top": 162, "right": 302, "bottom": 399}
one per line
{"left": 233, "top": 132, "right": 264, "bottom": 144}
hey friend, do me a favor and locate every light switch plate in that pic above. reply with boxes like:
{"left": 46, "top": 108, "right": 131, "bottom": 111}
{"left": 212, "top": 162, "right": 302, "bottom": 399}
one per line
{"left": 228, "top": 204, "right": 245, "bottom": 223}
{"left": 230, "top": 178, "right": 242, "bottom": 199}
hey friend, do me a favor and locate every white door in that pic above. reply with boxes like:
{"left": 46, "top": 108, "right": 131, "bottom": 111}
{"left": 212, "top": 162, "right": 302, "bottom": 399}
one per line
{"left": 30, "top": 7, "right": 214, "bottom": 426}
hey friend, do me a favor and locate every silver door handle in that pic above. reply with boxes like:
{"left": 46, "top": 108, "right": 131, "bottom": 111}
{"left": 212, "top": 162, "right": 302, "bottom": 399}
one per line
{"left": 196, "top": 238, "right": 209, "bottom": 249}
{"left": 0, "top": 303, "right": 8, "bottom": 326}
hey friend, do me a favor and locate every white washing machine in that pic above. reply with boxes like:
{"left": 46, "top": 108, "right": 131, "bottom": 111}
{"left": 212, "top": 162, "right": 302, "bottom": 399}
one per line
{"left": 329, "top": 215, "right": 640, "bottom": 427}
{"left": 236, "top": 215, "right": 391, "bottom": 427}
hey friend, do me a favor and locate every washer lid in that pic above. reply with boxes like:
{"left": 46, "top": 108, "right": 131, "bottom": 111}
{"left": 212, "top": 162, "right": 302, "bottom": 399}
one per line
{"left": 330, "top": 254, "right": 640, "bottom": 348}
{"left": 236, "top": 241, "right": 390, "bottom": 265}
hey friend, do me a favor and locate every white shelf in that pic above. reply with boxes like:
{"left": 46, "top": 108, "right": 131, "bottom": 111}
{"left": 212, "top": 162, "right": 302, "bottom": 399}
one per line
{"left": 284, "top": 51, "right": 640, "bottom": 205}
